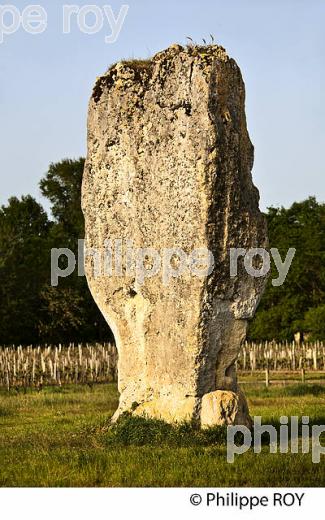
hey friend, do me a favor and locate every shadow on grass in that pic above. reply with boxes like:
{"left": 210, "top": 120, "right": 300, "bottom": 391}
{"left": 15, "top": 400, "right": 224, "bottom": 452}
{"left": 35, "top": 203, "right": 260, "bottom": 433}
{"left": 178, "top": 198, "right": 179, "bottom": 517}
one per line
{"left": 0, "top": 406, "right": 15, "bottom": 417}
{"left": 102, "top": 404, "right": 325, "bottom": 448}
{"left": 246, "top": 383, "right": 325, "bottom": 399}
{"left": 103, "top": 414, "right": 228, "bottom": 448}
{"left": 282, "top": 384, "right": 325, "bottom": 397}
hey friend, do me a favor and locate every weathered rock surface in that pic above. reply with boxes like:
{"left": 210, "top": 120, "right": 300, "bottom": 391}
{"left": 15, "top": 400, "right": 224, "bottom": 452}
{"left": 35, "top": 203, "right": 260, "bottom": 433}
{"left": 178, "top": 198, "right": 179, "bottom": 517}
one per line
{"left": 200, "top": 390, "right": 252, "bottom": 428}
{"left": 82, "top": 44, "right": 268, "bottom": 426}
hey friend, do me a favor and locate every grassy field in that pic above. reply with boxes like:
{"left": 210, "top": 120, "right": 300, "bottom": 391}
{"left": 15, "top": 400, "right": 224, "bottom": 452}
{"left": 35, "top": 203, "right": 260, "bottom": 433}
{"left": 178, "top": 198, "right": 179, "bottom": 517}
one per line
{"left": 1, "top": 380, "right": 325, "bottom": 487}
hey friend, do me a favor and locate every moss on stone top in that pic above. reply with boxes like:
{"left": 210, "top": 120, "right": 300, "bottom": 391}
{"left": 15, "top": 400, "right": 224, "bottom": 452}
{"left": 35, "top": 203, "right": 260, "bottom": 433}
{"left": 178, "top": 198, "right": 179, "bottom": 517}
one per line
{"left": 92, "top": 43, "right": 229, "bottom": 103}
{"left": 120, "top": 58, "right": 152, "bottom": 70}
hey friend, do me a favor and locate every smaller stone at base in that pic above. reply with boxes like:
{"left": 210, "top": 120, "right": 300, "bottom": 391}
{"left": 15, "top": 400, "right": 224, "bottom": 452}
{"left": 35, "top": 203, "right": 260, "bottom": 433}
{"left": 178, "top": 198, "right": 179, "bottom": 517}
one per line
{"left": 200, "top": 390, "right": 252, "bottom": 429}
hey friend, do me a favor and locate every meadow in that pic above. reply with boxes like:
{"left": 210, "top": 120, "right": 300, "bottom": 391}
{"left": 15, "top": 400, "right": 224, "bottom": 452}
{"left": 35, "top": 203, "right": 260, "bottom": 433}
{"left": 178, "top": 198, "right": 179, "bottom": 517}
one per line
{"left": 1, "top": 378, "right": 325, "bottom": 487}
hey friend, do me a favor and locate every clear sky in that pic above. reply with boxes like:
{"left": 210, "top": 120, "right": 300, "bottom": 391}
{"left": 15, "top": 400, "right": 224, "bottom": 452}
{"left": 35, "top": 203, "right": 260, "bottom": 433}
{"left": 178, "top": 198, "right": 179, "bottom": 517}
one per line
{"left": 0, "top": 0, "right": 324, "bottom": 212}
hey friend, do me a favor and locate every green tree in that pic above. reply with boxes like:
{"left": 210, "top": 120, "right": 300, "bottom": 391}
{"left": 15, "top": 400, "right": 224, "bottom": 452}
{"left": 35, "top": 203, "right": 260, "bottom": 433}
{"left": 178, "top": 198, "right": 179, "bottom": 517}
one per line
{"left": 0, "top": 159, "right": 113, "bottom": 345}
{"left": 249, "top": 197, "right": 325, "bottom": 340}
{"left": 39, "top": 158, "right": 85, "bottom": 241}
{"left": 303, "top": 305, "right": 325, "bottom": 340}
{"left": 0, "top": 196, "right": 51, "bottom": 344}
{"left": 39, "top": 158, "right": 112, "bottom": 344}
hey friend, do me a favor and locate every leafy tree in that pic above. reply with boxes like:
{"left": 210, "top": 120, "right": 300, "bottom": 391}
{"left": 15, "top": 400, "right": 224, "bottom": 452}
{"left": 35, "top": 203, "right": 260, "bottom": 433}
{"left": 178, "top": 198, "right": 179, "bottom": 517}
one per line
{"left": 0, "top": 196, "right": 51, "bottom": 344}
{"left": 0, "top": 159, "right": 113, "bottom": 345}
{"left": 303, "top": 305, "right": 325, "bottom": 340}
{"left": 39, "top": 158, "right": 85, "bottom": 241}
{"left": 38, "top": 286, "right": 84, "bottom": 343}
{"left": 39, "top": 158, "right": 113, "bottom": 344}
{"left": 249, "top": 197, "right": 325, "bottom": 340}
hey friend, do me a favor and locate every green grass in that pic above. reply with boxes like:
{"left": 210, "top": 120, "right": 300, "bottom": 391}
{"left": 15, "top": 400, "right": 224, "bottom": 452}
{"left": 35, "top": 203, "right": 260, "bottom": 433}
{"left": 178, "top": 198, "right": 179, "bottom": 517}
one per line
{"left": 1, "top": 381, "right": 325, "bottom": 486}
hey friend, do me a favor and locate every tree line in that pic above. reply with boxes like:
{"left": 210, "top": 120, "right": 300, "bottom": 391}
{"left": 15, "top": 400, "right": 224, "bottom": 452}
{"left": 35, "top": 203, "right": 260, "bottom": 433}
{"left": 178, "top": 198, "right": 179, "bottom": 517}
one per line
{"left": 248, "top": 196, "right": 325, "bottom": 340}
{"left": 0, "top": 158, "right": 324, "bottom": 344}
{"left": 0, "top": 159, "right": 112, "bottom": 345}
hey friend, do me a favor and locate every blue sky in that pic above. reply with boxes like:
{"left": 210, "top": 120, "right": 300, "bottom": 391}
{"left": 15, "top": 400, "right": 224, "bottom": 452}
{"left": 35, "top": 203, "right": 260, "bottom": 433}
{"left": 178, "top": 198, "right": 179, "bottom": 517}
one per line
{"left": 0, "top": 0, "right": 324, "bottom": 212}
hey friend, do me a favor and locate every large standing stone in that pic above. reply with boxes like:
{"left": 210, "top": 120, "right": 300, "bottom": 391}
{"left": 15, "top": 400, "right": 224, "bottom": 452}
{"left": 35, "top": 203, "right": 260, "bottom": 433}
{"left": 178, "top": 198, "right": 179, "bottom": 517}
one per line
{"left": 82, "top": 44, "right": 268, "bottom": 427}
